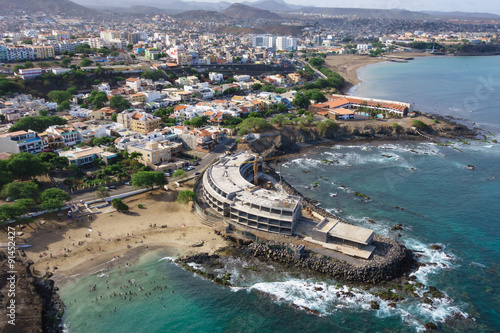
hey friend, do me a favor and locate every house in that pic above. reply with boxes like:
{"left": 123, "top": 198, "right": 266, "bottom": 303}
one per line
{"left": 179, "top": 128, "right": 215, "bottom": 152}
{"left": 209, "top": 72, "right": 223, "bottom": 83}
{"left": 46, "top": 125, "right": 78, "bottom": 146}
{"left": 125, "top": 78, "right": 142, "bottom": 91}
{"left": 38, "top": 131, "right": 65, "bottom": 150}
{"left": 0, "top": 130, "right": 43, "bottom": 154}
{"left": 58, "top": 146, "right": 116, "bottom": 167}
{"left": 117, "top": 110, "right": 161, "bottom": 134}
{"left": 130, "top": 93, "right": 146, "bottom": 103}
{"left": 126, "top": 140, "right": 182, "bottom": 168}
{"left": 90, "top": 107, "right": 116, "bottom": 120}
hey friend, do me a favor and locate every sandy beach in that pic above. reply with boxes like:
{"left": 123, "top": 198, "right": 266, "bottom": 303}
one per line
{"left": 324, "top": 52, "right": 436, "bottom": 93}
{"left": 12, "top": 188, "right": 227, "bottom": 282}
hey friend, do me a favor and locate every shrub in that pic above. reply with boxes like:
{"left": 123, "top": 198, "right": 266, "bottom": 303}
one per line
{"left": 412, "top": 120, "right": 428, "bottom": 131}
{"left": 111, "top": 198, "right": 129, "bottom": 212}
{"left": 138, "top": 204, "right": 144, "bottom": 209}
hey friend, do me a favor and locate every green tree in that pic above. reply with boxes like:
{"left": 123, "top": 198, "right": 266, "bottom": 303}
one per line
{"left": 47, "top": 90, "right": 72, "bottom": 104}
{"left": 7, "top": 153, "right": 47, "bottom": 180}
{"left": 237, "top": 118, "right": 270, "bottom": 135}
{"left": 293, "top": 92, "right": 310, "bottom": 109}
{"left": 23, "top": 61, "right": 34, "bottom": 68}
{"left": 176, "top": 190, "right": 197, "bottom": 204}
{"left": 39, "top": 188, "right": 71, "bottom": 211}
{"left": 58, "top": 100, "right": 71, "bottom": 112}
{"left": 315, "top": 119, "right": 337, "bottom": 135}
{"left": 1, "top": 181, "right": 39, "bottom": 199}
{"left": 80, "top": 58, "right": 94, "bottom": 67}
{"left": 87, "top": 91, "right": 108, "bottom": 110}
{"left": 109, "top": 95, "right": 131, "bottom": 111}
{"left": 96, "top": 187, "right": 109, "bottom": 201}
{"left": 172, "top": 169, "right": 187, "bottom": 179}
{"left": 0, "top": 202, "right": 29, "bottom": 225}
{"left": 131, "top": 171, "right": 165, "bottom": 190}
{"left": 8, "top": 116, "right": 67, "bottom": 133}
{"left": 111, "top": 198, "right": 129, "bottom": 212}
{"left": 270, "top": 114, "right": 288, "bottom": 127}
{"left": 61, "top": 58, "right": 72, "bottom": 68}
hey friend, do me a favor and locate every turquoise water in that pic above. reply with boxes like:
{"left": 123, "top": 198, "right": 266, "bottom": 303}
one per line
{"left": 60, "top": 57, "right": 500, "bottom": 332}
{"left": 351, "top": 55, "right": 500, "bottom": 133}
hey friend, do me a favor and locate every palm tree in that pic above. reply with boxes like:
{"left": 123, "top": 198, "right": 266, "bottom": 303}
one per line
{"left": 96, "top": 187, "right": 109, "bottom": 202}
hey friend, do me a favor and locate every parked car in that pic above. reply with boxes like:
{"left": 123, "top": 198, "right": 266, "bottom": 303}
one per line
{"left": 194, "top": 172, "right": 201, "bottom": 176}
{"left": 125, "top": 181, "right": 131, "bottom": 186}
{"left": 109, "top": 185, "right": 116, "bottom": 189}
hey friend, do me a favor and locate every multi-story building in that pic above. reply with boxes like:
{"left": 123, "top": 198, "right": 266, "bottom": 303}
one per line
{"left": 252, "top": 35, "right": 276, "bottom": 48}
{"left": 276, "top": 37, "right": 297, "bottom": 51}
{"left": 117, "top": 110, "right": 161, "bottom": 134}
{"left": 6, "top": 46, "right": 34, "bottom": 61}
{"left": 145, "top": 48, "right": 161, "bottom": 60}
{"left": 15, "top": 68, "right": 43, "bottom": 80}
{"left": 202, "top": 152, "right": 302, "bottom": 235}
{"left": 38, "top": 131, "right": 65, "bottom": 150}
{"left": 130, "top": 93, "right": 146, "bottom": 103}
{"left": 90, "top": 107, "right": 116, "bottom": 120}
{"left": 179, "top": 128, "right": 214, "bottom": 152}
{"left": 31, "top": 45, "right": 55, "bottom": 59}
{"left": 127, "top": 140, "right": 182, "bottom": 167}
{"left": 0, "top": 130, "right": 43, "bottom": 154}
{"left": 46, "top": 125, "right": 78, "bottom": 146}
{"left": 0, "top": 46, "right": 8, "bottom": 62}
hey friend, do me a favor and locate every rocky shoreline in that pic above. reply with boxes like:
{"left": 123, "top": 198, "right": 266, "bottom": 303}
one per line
{"left": 0, "top": 250, "right": 64, "bottom": 333}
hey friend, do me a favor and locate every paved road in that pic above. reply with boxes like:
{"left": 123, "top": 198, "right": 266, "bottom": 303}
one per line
{"left": 70, "top": 137, "right": 236, "bottom": 203}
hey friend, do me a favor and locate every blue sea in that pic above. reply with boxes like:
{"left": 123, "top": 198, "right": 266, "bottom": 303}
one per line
{"left": 60, "top": 57, "right": 500, "bottom": 332}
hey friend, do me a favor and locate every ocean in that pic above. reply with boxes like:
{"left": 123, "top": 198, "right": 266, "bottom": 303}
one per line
{"left": 59, "top": 57, "right": 500, "bottom": 332}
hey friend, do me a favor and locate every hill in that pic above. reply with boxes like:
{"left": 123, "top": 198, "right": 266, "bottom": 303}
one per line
{"left": 298, "top": 7, "right": 430, "bottom": 20}
{"left": 173, "top": 10, "right": 227, "bottom": 20}
{"left": 423, "top": 11, "right": 500, "bottom": 20}
{"left": 216, "top": 24, "right": 302, "bottom": 36}
{"left": 221, "top": 3, "right": 282, "bottom": 20}
{"left": 0, "top": 0, "right": 94, "bottom": 16}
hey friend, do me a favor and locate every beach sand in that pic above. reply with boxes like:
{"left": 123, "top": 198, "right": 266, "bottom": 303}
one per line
{"left": 324, "top": 53, "right": 435, "bottom": 93}
{"left": 15, "top": 189, "right": 227, "bottom": 281}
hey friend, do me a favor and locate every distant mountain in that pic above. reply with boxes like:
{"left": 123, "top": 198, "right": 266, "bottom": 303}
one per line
{"left": 173, "top": 10, "right": 227, "bottom": 20}
{"left": 222, "top": 3, "right": 282, "bottom": 20}
{"left": 0, "top": 0, "right": 94, "bottom": 16}
{"left": 297, "top": 7, "right": 430, "bottom": 20}
{"left": 241, "top": 0, "right": 302, "bottom": 12}
{"left": 423, "top": 11, "right": 500, "bottom": 20}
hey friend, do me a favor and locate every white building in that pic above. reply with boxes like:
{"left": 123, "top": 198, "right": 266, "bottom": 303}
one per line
{"left": 209, "top": 72, "right": 224, "bottom": 83}
{"left": 276, "top": 37, "right": 297, "bottom": 51}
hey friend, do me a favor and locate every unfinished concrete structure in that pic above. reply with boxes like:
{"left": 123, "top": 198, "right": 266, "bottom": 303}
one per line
{"left": 307, "top": 218, "right": 376, "bottom": 259}
{"left": 202, "top": 152, "right": 302, "bottom": 235}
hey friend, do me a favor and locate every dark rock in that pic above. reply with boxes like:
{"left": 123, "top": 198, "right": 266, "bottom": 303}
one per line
{"left": 370, "top": 301, "right": 380, "bottom": 310}
{"left": 430, "top": 244, "right": 442, "bottom": 250}
{"left": 424, "top": 322, "right": 437, "bottom": 330}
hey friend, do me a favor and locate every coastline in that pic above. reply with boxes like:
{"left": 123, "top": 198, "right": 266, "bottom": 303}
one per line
{"left": 323, "top": 52, "right": 439, "bottom": 94}
{"left": 10, "top": 189, "right": 228, "bottom": 284}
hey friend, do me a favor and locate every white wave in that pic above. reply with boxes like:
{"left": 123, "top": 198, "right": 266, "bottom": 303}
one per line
{"left": 405, "top": 240, "right": 457, "bottom": 285}
{"left": 158, "top": 256, "right": 176, "bottom": 262}
{"left": 247, "top": 278, "right": 465, "bottom": 331}
{"left": 186, "top": 262, "right": 205, "bottom": 271}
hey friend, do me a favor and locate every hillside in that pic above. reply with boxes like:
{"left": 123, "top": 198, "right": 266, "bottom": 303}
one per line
{"left": 0, "top": 0, "right": 94, "bottom": 16}
{"left": 216, "top": 24, "right": 302, "bottom": 36}
{"left": 298, "top": 7, "right": 430, "bottom": 20}
{"left": 173, "top": 10, "right": 227, "bottom": 20}
{"left": 221, "top": 3, "right": 282, "bottom": 20}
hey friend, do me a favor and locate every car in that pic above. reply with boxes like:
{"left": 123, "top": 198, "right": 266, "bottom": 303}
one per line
{"left": 109, "top": 185, "right": 116, "bottom": 189}
{"left": 125, "top": 181, "right": 131, "bottom": 186}
{"left": 194, "top": 172, "right": 201, "bottom": 176}
{"left": 164, "top": 172, "right": 171, "bottom": 177}
{"left": 5, "top": 197, "right": 13, "bottom": 202}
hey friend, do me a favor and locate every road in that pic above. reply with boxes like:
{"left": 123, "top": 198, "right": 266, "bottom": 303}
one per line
{"left": 70, "top": 137, "right": 236, "bottom": 203}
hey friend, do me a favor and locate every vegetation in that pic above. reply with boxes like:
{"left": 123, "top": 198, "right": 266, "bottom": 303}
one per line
{"left": 412, "top": 119, "right": 428, "bottom": 131}
{"left": 176, "top": 190, "right": 197, "bottom": 204}
{"left": 111, "top": 198, "right": 129, "bottom": 212}
{"left": 172, "top": 169, "right": 187, "bottom": 179}
{"left": 315, "top": 119, "right": 337, "bottom": 135}
{"left": 96, "top": 187, "right": 110, "bottom": 201}
{"left": 9, "top": 115, "right": 67, "bottom": 133}
{"left": 237, "top": 118, "right": 271, "bottom": 135}
{"left": 87, "top": 91, "right": 108, "bottom": 110}
{"left": 110, "top": 95, "right": 131, "bottom": 111}
{"left": 131, "top": 171, "right": 165, "bottom": 190}
{"left": 1, "top": 181, "right": 38, "bottom": 200}
{"left": 40, "top": 188, "right": 71, "bottom": 211}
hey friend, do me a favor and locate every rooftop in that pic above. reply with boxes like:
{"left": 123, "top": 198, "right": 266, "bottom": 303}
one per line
{"left": 210, "top": 152, "right": 300, "bottom": 210}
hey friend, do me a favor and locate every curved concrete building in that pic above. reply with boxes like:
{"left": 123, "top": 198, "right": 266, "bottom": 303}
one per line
{"left": 202, "top": 152, "right": 302, "bottom": 235}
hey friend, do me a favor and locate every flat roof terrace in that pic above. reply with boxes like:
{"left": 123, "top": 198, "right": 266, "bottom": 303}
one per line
{"left": 210, "top": 153, "right": 301, "bottom": 210}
